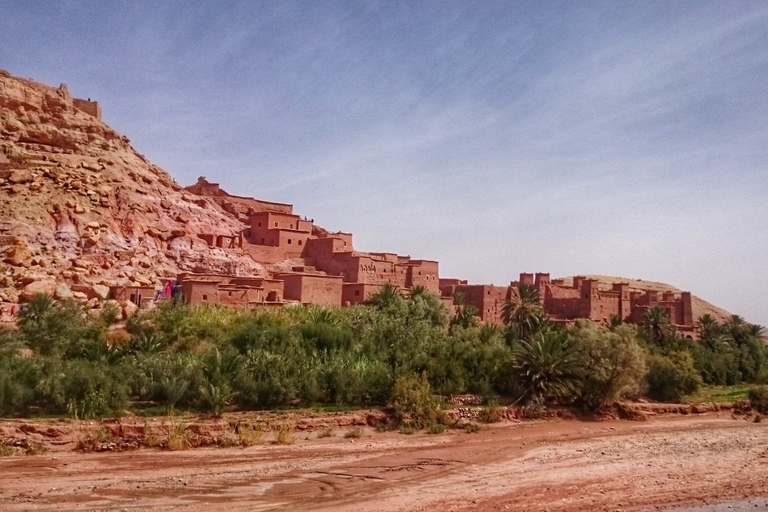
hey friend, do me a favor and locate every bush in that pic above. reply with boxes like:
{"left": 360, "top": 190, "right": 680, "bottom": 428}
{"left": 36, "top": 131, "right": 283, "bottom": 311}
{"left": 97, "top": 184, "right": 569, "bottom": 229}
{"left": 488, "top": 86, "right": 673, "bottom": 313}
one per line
{"left": 344, "top": 427, "right": 363, "bottom": 439}
{"left": 234, "top": 422, "right": 264, "bottom": 446}
{"left": 274, "top": 424, "right": 296, "bottom": 445}
{"left": 645, "top": 353, "right": 702, "bottom": 402}
{"left": 464, "top": 422, "right": 482, "bottom": 433}
{"left": 478, "top": 405, "right": 504, "bottom": 424}
{"left": 748, "top": 386, "right": 768, "bottom": 414}
{"left": 572, "top": 322, "right": 646, "bottom": 410}
{"left": 390, "top": 373, "right": 441, "bottom": 428}
{"left": 427, "top": 423, "right": 445, "bottom": 434}
{"left": 317, "top": 427, "right": 334, "bottom": 438}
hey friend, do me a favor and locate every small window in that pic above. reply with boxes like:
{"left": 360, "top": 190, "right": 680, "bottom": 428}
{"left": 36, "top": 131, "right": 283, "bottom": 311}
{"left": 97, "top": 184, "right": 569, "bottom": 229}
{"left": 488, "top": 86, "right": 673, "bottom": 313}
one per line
{"left": 290, "top": 224, "right": 294, "bottom": 229}
{"left": 418, "top": 271, "right": 422, "bottom": 275}
{"left": 258, "top": 222, "right": 261, "bottom": 227}
{"left": 344, "top": 241, "right": 347, "bottom": 246}
{"left": 274, "top": 221, "right": 278, "bottom": 227}
{"left": 354, "top": 290, "right": 360, "bottom": 296}
{"left": 288, "top": 239, "right": 292, "bottom": 244}
{"left": 383, "top": 268, "right": 387, "bottom": 273}
{"left": 203, "top": 294, "right": 208, "bottom": 301}
{"left": 228, "top": 291, "right": 232, "bottom": 296}
{"left": 298, "top": 240, "right": 303, "bottom": 246}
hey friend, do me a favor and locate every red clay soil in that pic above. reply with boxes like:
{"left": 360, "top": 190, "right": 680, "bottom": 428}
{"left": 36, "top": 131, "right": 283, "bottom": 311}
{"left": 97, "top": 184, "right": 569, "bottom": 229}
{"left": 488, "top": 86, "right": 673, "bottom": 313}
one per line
{"left": 1, "top": 412, "right": 767, "bottom": 511}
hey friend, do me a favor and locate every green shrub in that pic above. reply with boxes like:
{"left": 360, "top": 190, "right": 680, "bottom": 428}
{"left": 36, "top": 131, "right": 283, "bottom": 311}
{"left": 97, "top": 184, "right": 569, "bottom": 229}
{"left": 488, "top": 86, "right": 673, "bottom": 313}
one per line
{"left": 478, "top": 405, "right": 504, "bottom": 423}
{"left": 464, "top": 422, "right": 482, "bottom": 433}
{"left": 427, "top": 423, "right": 445, "bottom": 434}
{"left": 390, "top": 373, "right": 441, "bottom": 428}
{"left": 748, "top": 386, "right": 768, "bottom": 414}
{"left": 646, "top": 352, "right": 702, "bottom": 402}
{"left": 572, "top": 322, "right": 647, "bottom": 410}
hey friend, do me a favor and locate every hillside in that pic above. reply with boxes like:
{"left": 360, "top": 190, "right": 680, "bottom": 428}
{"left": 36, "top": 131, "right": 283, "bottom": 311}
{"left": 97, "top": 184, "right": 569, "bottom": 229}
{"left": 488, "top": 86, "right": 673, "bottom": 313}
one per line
{"left": 0, "top": 69, "right": 272, "bottom": 303}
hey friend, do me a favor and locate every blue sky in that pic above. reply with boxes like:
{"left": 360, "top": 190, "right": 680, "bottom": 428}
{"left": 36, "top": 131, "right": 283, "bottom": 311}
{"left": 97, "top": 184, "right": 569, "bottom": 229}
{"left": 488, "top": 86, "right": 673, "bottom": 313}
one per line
{"left": 1, "top": 1, "right": 767, "bottom": 325}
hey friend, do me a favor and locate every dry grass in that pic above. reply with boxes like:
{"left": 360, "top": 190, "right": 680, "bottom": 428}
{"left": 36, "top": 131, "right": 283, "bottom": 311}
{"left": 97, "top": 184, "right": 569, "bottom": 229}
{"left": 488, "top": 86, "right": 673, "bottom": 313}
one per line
{"left": 76, "top": 427, "right": 111, "bottom": 452}
{"left": 166, "top": 419, "right": 191, "bottom": 451}
{"left": 317, "top": 427, "right": 334, "bottom": 438}
{"left": 0, "top": 442, "right": 16, "bottom": 457}
{"left": 274, "top": 424, "right": 296, "bottom": 445}
{"left": 344, "top": 427, "right": 363, "bottom": 439}
{"left": 236, "top": 422, "right": 265, "bottom": 447}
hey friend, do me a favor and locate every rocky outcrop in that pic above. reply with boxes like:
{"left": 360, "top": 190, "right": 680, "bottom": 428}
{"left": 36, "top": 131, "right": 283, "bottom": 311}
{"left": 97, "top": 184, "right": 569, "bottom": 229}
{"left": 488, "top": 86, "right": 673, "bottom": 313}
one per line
{"left": 0, "top": 70, "right": 268, "bottom": 299}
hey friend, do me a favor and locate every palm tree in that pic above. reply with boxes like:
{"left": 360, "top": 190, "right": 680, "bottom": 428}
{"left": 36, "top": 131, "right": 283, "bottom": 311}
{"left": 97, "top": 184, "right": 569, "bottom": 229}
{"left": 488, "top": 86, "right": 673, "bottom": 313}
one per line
{"left": 512, "top": 330, "right": 582, "bottom": 404}
{"left": 478, "top": 324, "right": 502, "bottom": 344}
{"left": 452, "top": 303, "right": 479, "bottom": 330}
{"left": 18, "top": 293, "right": 57, "bottom": 324}
{"left": 747, "top": 323, "right": 766, "bottom": 339}
{"left": 503, "top": 283, "right": 545, "bottom": 340}
{"left": 307, "top": 307, "right": 339, "bottom": 326}
{"left": 409, "top": 285, "right": 428, "bottom": 301}
{"left": 364, "top": 283, "right": 402, "bottom": 309}
{"left": 453, "top": 292, "right": 467, "bottom": 307}
{"left": 642, "top": 306, "right": 672, "bottom": 344}
{"left": 608, "top": 314, "right": 623, "bottom": 331}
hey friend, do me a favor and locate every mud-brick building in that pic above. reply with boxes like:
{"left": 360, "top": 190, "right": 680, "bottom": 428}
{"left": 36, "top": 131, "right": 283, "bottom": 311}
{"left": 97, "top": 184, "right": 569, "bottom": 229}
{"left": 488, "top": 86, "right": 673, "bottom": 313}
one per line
{"left": 177, "top": 273, "right": 284, "bottom": 306}
{"left": 275, "top": 272, "right": 343, "bottom": 307}
{"left": 439, "top": 279, "right": 511, "bottom": 325}
{"left": 441, "top": 272, "right": 696, "bottom": 336}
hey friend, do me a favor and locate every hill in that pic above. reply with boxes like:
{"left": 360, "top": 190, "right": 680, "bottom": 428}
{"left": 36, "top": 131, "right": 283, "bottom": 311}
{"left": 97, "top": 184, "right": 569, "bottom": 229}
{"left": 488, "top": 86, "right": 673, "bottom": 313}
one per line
{"left": 0, "top": 69, "right": 271, "bottom": 303}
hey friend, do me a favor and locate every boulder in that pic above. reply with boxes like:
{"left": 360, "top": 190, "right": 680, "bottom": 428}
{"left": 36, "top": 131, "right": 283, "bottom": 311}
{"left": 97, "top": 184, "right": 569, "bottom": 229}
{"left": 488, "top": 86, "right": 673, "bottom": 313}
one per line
{"left": 19, "top": 280, "right": 56, "bottom": 301}
{"left": 121, "top": 300, "right": 138, "bottom": 318}
{"left": 3, "top": 243, "right": 33, "bottom": 266}
{"left": 8, "top": 169, "right": 31, "bottom": 184}
{"left": 89, "top": 284, "right": 110, "bottom": 300}
{"left": 54, "top": 282, "right": 73, "bottom": 300}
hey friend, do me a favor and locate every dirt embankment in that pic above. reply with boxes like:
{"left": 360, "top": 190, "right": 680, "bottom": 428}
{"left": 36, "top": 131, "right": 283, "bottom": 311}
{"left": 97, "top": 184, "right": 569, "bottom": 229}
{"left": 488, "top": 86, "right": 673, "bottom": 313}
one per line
{"left": 1, "top": 406, "right": 767, "bottom": 511}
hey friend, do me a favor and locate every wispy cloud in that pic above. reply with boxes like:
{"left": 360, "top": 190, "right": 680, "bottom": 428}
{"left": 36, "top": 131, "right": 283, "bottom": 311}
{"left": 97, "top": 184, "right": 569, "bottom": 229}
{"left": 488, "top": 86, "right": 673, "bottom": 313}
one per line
{"left": 1, "top": 1, "right": 766, "bottom": 324}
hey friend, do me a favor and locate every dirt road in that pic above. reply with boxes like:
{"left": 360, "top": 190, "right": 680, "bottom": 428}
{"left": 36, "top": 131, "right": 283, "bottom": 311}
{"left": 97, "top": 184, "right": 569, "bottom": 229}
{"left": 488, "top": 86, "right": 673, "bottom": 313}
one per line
{"left": 1, "top": 413, "right": 766, "bottom": 511}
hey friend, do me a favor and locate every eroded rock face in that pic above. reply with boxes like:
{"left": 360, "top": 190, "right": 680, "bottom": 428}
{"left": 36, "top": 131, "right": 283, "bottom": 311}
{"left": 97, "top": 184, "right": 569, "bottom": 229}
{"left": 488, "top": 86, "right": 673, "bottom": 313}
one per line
{"left": 0, "top": 70, "right": 267, "bottom": 299}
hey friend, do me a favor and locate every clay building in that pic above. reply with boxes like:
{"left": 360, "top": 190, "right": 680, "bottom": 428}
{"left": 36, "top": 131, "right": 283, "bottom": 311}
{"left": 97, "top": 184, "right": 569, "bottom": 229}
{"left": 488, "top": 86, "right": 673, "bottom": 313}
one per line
{"left": 439, "top": 279, "right": 512, "bottom": 325}
{"left": 441, "top": 272, "right": 696, "bottom": 335}
{"left": 109, "top": 285, "right": 156, "bottom": 306}
{"left": 176, "top": 273, "right": 284, "bottom": 306}
{"left": 275, "top": 272, "right": 343, "bottom": 307}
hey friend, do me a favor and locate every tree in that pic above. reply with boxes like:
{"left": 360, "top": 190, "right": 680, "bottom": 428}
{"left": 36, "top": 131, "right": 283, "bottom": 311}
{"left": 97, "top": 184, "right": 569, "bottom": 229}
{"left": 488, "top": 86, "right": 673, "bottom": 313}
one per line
{"left": 18, "top": 293, "right": 57, "bottom": 324}
{"left": 571, "top": 322, "right": 646, "bottom": 410}
{"left": 364, "top": 284, "right": 406, "bottom": 311}
{"left": 503, "top": 283, "right": 546, "bottom": 341}
{"left": 642, "top": 306, "right": 673, "bottom": 345}
{"left": 512, "top": 330, "right": 581, "bottom": 404}
{"left": 451, "top": 303, "right": 479, "bottom": 330}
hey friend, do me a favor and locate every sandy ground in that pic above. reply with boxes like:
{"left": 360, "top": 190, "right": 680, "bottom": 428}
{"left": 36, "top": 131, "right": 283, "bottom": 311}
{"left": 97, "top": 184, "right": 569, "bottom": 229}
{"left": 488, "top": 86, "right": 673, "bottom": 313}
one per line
{"left": 0, "top": 413, "right": 766, "bottom": 512}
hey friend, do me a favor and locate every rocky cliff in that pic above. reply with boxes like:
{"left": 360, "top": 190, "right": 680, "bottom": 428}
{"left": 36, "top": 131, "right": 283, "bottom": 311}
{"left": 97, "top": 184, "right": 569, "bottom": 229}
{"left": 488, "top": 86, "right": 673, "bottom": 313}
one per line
{"left": 0, "top": 69, "right": 265, "bottom": 303}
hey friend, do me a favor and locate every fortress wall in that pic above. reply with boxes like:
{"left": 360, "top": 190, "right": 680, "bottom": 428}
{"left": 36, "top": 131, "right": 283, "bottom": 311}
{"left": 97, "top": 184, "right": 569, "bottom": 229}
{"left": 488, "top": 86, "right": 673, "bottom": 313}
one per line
{"left": 72, "top": 98, "right": 101, "bottom": 120}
